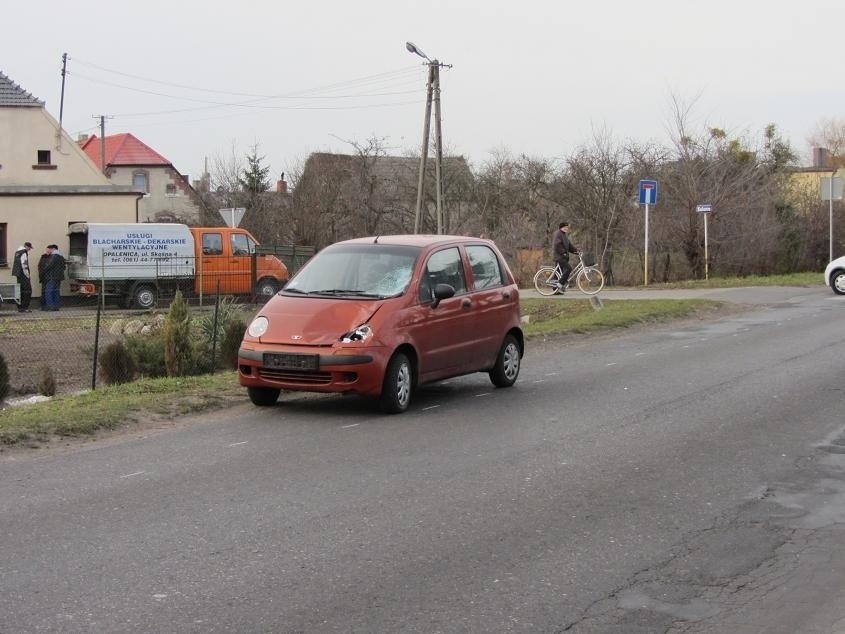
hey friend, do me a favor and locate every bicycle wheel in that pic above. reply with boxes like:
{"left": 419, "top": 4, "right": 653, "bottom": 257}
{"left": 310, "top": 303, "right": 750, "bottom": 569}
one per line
{"left": 533, "top": 267, "right": 559, "bottom": 296}
{"left": 576, "top": 267, "right": 605, "bottom": 295}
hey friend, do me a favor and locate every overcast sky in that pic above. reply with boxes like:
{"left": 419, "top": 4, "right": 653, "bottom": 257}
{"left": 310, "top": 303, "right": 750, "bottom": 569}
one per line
{"left": 4, "top": 0, "right": 843, "bottom": 183}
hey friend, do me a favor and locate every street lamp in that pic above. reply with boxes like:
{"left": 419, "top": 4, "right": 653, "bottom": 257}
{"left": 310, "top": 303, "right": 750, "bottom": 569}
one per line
{"left": 407, "top": 41, "right": 446, "bottom": 234}
{"left": 405, "top": 41, "right": 431, "bottom": 63}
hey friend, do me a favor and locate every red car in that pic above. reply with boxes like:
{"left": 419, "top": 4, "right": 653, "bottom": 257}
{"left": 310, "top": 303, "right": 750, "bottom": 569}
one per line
{"left": 238, "top": 234, "right": 524, "bottom": 413}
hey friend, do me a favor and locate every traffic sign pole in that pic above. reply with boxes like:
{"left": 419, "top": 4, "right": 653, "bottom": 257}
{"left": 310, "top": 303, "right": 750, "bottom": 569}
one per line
{"left": 644, "top": 202, "right": 649, "bottom": 286}
{"left": 696, "top": 204, "right": 713, "bottom": 280}
{"left": 638, "top": 180, "right": 657, "bottom": 286}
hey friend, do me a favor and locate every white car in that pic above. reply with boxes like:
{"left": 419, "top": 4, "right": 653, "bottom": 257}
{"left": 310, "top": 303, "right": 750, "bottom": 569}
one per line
{"left": 824, "top": 255, "right": 845, "bottom": 295}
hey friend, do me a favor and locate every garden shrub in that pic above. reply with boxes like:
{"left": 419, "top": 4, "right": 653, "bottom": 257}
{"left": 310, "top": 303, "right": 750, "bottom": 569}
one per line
{"left": 98, "top": 340, "right": 137, "bottom": 385}
{"left": 38, "top": 364, "right": 57, "bottom": 396}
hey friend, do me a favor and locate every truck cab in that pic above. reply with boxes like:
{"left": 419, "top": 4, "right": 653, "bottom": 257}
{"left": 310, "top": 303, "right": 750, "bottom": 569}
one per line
{"left": 190, "top": 227, "right": 288, "bottom": 298}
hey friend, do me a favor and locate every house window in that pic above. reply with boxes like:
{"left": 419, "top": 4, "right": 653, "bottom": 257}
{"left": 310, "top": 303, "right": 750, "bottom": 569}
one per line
{"left": 0, "top": 223, "right": 6, "bottom": 267}
{"left": 165, "top": 183, "right": 177, "bottom": 197}
{"left": 132, "top": 171, "right": 149, "bottom": 194}
{"left": 32, "top": 150, "right": 56, "bottom": 170}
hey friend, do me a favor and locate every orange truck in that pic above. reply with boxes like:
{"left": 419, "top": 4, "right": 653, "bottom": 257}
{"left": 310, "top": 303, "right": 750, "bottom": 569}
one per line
{"left": 67, "top": 223, "right": 288, "bottom": 308}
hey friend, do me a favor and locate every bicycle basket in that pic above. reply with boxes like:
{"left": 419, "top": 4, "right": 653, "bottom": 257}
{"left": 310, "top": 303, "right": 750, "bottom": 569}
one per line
{"left": 582, "top": 252, "right": 596, "bottom": 266}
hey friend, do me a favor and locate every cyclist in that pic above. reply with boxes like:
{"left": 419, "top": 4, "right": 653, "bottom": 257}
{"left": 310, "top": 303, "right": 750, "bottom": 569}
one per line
{"left": 552, "top": 221, "right": 579, "bottom": 292}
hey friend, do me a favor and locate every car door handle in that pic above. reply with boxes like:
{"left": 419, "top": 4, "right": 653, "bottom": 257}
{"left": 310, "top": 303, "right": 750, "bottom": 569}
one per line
{"left": 502, "top": 291, "right": 511, "bottom": 299}
{"left": 462, "top": 298, "right": 472, "bottom": 309}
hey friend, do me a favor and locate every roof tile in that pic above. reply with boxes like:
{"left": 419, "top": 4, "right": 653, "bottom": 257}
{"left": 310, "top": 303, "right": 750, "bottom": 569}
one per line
{"left": 81, "top": 133, "right": 171, "bottom": 168}
{"left": 0, "top": 70, "right": 44, "bottom": 107}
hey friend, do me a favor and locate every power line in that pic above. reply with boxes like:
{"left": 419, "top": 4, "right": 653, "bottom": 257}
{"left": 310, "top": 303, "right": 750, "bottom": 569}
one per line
{"left": 70, "top": 56, "right": 422, "bottom": 99}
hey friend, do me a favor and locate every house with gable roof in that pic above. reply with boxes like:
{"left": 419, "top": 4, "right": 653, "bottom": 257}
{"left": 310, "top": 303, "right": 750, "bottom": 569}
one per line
{"left": 80, "top": 133, "right": 206, "bottom": 224}
{"left": 0, "top": 69, "right": 140, "bottom": 293}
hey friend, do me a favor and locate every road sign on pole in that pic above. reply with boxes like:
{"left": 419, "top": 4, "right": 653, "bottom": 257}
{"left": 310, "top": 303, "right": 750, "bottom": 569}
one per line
{"left": 821, "top": 177, "right": 843, "bottom": 262}
{"left": 218, "top": 207, "right": 246, "bottom": 228}
{"left": 638, "top": 180, "right": 658, "bottom": 206}
{"left": 638, "top": 180, "right": 657, "bottom": 285}
{"left": 696, "top": 203, "right": 713, "bottom": 279}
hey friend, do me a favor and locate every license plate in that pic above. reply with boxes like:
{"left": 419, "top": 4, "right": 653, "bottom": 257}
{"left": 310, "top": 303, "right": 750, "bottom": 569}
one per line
{"left": 263, "top": 352, "right": 319, "bottom": 371}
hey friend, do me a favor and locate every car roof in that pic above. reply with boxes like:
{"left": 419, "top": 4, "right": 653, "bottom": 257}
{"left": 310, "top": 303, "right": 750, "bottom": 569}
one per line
{"left": 336, "top": 234, "right": 492, "bottom": 248}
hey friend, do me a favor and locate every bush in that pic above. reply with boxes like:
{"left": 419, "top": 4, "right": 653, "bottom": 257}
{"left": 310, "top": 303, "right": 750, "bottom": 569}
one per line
{"left": 164, "top": 290, "right": 195, "bottom": 377}
{"left": 38, "top": 365, "right": 57, "bottom": 396}
{"left": 220, "top": 318, "right": 247, "bottom": 369}
{"left": 125, "top": 333, "right": 167, "bottom": 378}
{"left": 98, "top": 340, "right": 137, "bottom": 385}
{"left": 0, "top": 352, "right": 9, "bottom": 402}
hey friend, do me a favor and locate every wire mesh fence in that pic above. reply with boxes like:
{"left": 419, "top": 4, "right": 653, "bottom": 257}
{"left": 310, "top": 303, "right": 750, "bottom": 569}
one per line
{"left": 0, "top": 289, "right": 258, "bottom": 402}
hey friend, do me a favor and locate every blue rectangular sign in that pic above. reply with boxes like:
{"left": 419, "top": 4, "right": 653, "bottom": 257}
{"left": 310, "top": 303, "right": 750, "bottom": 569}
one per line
{"left": 639, "top": 180, "right": 658, "bottom": 205}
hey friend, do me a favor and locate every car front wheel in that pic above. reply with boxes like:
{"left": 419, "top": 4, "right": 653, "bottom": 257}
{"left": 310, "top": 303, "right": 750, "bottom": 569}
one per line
{"left": 248, "top": 386, "right": 280, "bottom": 406}
{"left": 379, "top": 352, "right": 413, "bottom": 414}
{"left": 831, "top": 270, "right": 845, "bottom": 295}
{"left": 489, "top": 334, "right": 521, "bottom": 388}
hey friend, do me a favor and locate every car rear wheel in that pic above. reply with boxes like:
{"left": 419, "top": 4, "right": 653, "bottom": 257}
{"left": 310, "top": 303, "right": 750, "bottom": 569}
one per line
{"left": 248, "top": 386, "right": 280, "bottom": 406}
{"left": 831, "top": 270, "right": 845, "bottom": 295}
{"left": 489, "top": 334, "right": 521, "bottom": 388}
{"left": 379, "top": 352, "right": 413, "bottom": 414}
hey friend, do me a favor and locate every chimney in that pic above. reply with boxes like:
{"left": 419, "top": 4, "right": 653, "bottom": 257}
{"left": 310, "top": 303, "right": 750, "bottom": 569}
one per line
{"left": 813, "top": 147, "right": 830, "bottom": 168}
{"left": 276, "top": 172, "right": 288, "bottom": 194}
{"left": 77, "top": 133, "right": 89, "bottom": 144}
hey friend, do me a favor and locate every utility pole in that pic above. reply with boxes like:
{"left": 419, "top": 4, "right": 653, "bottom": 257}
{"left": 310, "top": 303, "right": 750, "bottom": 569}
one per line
{"left": 93, "top": 115, "right": 112, "bottom": 175}
{"left": 432, "top": 62, "right": 444, "bottom": 234}
{"left": 413, "top": 64, "right": 434, "bottom": 234}
{"left": 406, "top": 42, "right": 451, "bottom": 234}
{"left": 57, "top": 53, "right": 68, "bottom": 150}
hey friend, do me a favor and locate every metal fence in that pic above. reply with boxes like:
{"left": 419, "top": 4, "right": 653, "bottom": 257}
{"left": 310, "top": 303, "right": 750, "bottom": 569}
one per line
{"left": 0, "top": 290, "right": 259, "bottom": 401}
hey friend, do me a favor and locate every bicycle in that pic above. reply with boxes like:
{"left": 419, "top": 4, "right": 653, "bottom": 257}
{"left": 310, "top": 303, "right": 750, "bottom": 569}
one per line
{"left": 533, "top": 252, "right": 605, "bottom": 296}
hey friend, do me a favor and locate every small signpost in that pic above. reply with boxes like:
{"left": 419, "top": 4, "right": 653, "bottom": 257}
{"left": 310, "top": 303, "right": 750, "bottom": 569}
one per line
{"left": 821, "top": 177, "right": 843, "bottom": 263}
{"left": 638, "top": 180, "right": 658, "bottom": 285}
{"left": 696, "top": 204, "right": 713, "bottom": 280}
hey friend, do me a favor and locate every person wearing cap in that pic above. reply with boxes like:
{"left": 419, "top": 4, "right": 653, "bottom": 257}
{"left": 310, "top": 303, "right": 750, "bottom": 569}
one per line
{"left": 11, "top": 241, "right": 34, "bottom": 312}
{"left": 552, "top": 222, "right": 579, "bottom": 293}
{"left": 42, "top": 244, "right": 66, "bottom": 311}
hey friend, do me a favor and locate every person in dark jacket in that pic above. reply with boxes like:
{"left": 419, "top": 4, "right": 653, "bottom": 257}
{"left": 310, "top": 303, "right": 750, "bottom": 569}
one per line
{"left": 42, "top": 244, "right": 66, "bottom": 311}
{"left": 37, "top": 248, "right": 50, "bottom": 309}
{"left": 552, "top": 222, "right": 579, "bottom": 292}
{"left": 11, "top": 241, "right": 33, "bottom": 312}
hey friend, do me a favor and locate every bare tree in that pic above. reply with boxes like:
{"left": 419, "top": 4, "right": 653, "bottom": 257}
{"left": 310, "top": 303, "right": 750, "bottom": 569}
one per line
{"left": 807, "top": 117, "right": 845, "bottom": 167}
{"left": 657, "top": 98, "right": 795, "bottom": 278}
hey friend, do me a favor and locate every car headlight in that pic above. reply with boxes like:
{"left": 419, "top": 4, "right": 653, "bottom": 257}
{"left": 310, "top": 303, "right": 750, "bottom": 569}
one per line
{"left": 340, "top": 323, "right": 373, "bottom": 343}
{"left": 247, "top": 316, "right": 269, "bottom": 338}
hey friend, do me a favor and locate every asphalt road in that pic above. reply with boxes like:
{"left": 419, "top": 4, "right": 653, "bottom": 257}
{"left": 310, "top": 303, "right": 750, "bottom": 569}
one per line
{"left": 1, "top": 287, "right": 843, "bottom": 633}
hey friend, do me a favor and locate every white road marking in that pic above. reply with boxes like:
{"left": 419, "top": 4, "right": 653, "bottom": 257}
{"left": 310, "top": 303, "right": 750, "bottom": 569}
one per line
{"left": 476, "top": 393, "right": 491, "bottom": 397}
{"left": 606, "top": 362, "right": 617, "bottom": 366}
{"left": 227, "top": 441, "right": 248, "bottom": 447}
{"left": 341, "top": 423, "right": 360, "bottom": 429}
{"left": 120, "top": 471, "right": 145, "bottom": 479}
{"left": 422, "top": 405, "right": 440, "bottom": 411}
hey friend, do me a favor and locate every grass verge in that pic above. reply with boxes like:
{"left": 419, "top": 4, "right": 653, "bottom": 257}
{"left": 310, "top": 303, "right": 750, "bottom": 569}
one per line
{"left": 521, "top": 298, "right": 724, "bottom": 337}
{"left": 635, "top": 271, "right": 821, "bottom": 289}
{"left": 0, "top": 372, "right": 243, "bottom": 447}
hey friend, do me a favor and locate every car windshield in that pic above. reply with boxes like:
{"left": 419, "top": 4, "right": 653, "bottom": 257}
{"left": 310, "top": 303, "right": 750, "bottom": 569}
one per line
{"left": 285, "top": 243, "right": 421, "bottom": 298}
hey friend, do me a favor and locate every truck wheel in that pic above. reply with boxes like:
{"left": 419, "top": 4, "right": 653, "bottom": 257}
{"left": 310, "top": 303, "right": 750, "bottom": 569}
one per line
{"left": 255, "top": 278, "right": 279, "bottom": 298}
{"left": 132, "top": 284, "right": 157, "bottom": 309}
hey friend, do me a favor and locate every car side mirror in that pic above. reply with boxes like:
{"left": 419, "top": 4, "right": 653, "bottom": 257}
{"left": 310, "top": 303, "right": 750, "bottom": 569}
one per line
{"left": 431, "top": 283, "right": 455, "bottom": 308}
